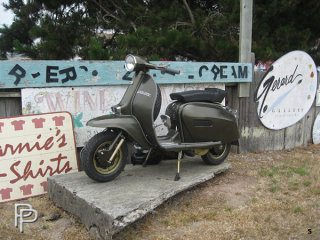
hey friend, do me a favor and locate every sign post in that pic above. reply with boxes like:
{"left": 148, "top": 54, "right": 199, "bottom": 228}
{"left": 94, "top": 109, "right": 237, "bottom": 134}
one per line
{"left": 239, "top": 0, "right": 253, "bottom": 97}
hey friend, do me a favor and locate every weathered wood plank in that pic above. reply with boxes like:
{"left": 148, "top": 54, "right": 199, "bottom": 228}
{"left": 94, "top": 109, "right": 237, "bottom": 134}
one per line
{"left": 0, "top": 99, "right": 7, "bottom": 117}
{"left": 4, "top": 98, "right": 21, "bottom": 117}
{"left": 0, "top": 61, "right": 252, "bottom": 89}
{"left": 0, "top": 89, "right": 22, "bottom": 117}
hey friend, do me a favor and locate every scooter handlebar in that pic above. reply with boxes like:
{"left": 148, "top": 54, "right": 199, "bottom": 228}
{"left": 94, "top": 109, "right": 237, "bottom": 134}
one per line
{"left": 161, "top": 67, "right": 180, "bottom": 76}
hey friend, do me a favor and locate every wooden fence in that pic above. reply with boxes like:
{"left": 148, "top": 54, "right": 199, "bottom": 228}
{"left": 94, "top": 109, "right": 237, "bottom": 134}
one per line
{"left": 0, "top": 89, "right": 21, "bottom": 117}
{"left": 226, "top": 71, "right": 319, "bottom": 153}
{"left": 1, "top": 71, "right": 319, "bottom": 153}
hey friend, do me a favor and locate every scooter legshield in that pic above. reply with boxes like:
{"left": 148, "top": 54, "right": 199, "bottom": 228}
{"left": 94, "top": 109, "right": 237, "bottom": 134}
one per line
{"left": 87, "top": 114, "right": 150, "bottom": 149}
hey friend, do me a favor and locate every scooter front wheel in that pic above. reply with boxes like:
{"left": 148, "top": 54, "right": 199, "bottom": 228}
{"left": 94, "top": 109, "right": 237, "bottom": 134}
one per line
{"left": 201, "top": 143, "right": 231, "bottom": 165}
{"left": 82, "top": 131, "right": 128, "bottom": 182}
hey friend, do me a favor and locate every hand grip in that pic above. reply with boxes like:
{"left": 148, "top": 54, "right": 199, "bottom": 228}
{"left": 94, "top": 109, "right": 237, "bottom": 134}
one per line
{"left": 162, "top": 68, "right": 180, "bottom": 75}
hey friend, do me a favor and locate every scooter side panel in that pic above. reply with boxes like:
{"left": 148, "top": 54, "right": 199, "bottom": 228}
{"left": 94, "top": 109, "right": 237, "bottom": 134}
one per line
{"left": 87, "top": 114, "right": 150, "bottom": 148}
{"left": 180, "top": 102, "right": 239, "bottom": 143}
{"left": 131, "top": 74, "right": 159, "bottom": 146}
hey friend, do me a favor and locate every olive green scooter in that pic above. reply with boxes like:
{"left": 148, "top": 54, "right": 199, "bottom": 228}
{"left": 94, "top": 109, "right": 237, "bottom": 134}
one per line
{"left": 81, "top": 55, "right": 239, "bottom": 182}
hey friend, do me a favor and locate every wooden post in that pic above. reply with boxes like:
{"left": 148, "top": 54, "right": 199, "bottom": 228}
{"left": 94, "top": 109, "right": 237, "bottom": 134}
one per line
{"left": 239, "top": 0, "right": 253, "bottom": 97}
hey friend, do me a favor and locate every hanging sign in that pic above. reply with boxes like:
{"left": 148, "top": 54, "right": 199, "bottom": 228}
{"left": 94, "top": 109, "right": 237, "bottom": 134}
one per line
{"left": 0, "top": 112, "right": 78, "bottom": 203}
{"left": 254, "top": 51, "right": 317, "bottom": 130}
{"left": 0, "top": 60, "right": 252, "bottom": 88}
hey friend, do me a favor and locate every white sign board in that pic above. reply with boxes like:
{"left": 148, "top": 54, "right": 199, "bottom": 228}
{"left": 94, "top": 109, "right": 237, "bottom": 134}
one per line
{"left": 21, "top": 83, "right": 224, "bottom": 146}
{"left": 254, "top": 51, "right": 317, "bottom": 130}
{"left": 0, "top": 112, "right": 78, "bottom": 203}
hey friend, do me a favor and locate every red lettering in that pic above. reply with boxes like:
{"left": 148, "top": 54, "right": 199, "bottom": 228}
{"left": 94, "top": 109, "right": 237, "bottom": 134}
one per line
{"left": 36, "top": 160, "right": 53, "bottom": 178}
{"left": 0, "top": 142, "right": 38, "bottom": 156}
{"left": 10, "top": 161, "right": 22, "bottom": 184}
{"left": 9, "top": 154, "right": 72, "bottom": 184}
{"left": 57, "top": 134, "right": 67, "bottom": 148}
{"left": 0, "top": 134, "right": 56, "bottom": 157}
{"left": 55, "top": 129, "right": 67, "bottom": 148}
{"left": 50, "top": 153, "right": 72, "bottom": 174}
{"left": 44, "top": 137, "right": 54, "bottom": 150}
{"left": 23, "top": 161, "right": 32, "bottom": 180}
{"left": 0, "top": 122, "right": 4, "bottom": 132}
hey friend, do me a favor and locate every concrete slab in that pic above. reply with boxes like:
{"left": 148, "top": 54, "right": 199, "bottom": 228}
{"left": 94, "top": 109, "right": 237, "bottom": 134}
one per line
{"left": 47, "top": 157, "right": 231, "bottom": 240}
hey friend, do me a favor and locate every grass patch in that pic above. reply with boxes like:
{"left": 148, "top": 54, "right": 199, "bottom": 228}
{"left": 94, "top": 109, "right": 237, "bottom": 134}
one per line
{"left": 258, "top": 169, "right": 269, "bottom": 177}
{"left": 292, "top": 168, "right": 309, "bottom": 176}
{"left": 161, "top": 219, "right": 169, "bottom": 226}
{"left": 269, "top": 185, "right": 281, "bottom": 193}
{"left": 294, "top": 206, "right": 303, "bottom": 213}
{"left": 204, "top": 211, "right": 218, "bottom": 220}
{"left": 225, "top": 207, "right": 232, "bottom": 212}
{"left": 42, "top": 225, "right": 49, "bottom": 230}
{"left": 303, "top": 181, "right": 312, "bottom": 187}
{"left": 181, "top": 213, "right": 199, "bottom": 223}
{"left": 259, "top": 166, "right": 280, "bottom": 177}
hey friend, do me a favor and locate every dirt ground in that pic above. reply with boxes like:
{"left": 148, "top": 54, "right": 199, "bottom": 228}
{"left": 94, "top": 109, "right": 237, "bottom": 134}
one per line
{"left": 1, "top": 144, "right": 320, "bottom": 240}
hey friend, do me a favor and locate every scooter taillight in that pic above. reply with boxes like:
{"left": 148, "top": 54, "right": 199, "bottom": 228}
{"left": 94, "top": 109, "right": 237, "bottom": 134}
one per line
{"left": 225, "top": 106, "right": 239, "bottom": 119}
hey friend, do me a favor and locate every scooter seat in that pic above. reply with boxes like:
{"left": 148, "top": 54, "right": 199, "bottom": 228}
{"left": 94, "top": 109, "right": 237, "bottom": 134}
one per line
{"left": 170, "top": 88, "right": 226, "bottom": 103}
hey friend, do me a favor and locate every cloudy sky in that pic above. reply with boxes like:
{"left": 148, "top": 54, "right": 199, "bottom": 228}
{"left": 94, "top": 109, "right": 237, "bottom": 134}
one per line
{"left": 0, "top": 0, "right": 14, "bottom": 26}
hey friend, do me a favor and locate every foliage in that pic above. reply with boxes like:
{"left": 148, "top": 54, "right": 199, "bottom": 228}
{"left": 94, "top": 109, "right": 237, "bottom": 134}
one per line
{"left": 0, "top": 0, "right": 319, "bottom": 64}
{"left": 252, "top": 0, "right": 320, "bottom": 64}
{"left": 0, "top": 0, "right": 239, "bottom": 61}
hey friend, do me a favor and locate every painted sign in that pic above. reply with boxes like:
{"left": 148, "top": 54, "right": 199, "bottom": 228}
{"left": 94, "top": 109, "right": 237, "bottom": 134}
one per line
{"left": 21, "top": 83, "right": 224, "bottom": 146}
{"left": 312, "top": 112, "right": 320, "bottom": 144}
{"left": 0, "top": 112, "right": 78, "bottom": 203}
{"left": 0, "top": 60, "right": 251, "bottom": 88}
{"left": 254, "top": 51, "right": 317, "bottom": 130}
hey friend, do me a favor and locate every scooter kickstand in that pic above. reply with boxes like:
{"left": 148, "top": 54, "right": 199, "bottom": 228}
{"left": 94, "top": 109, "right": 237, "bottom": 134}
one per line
{"left": 174, "top": 151, "right": 182, "bottom": 181}
{"left": 142, "top": 148, "right": 152, "bottom": 167}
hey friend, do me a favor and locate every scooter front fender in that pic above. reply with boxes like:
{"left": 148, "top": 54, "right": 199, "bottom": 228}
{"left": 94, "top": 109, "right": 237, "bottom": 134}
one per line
{"left": 87, "top": 114, "right": 150, "bottom": 149}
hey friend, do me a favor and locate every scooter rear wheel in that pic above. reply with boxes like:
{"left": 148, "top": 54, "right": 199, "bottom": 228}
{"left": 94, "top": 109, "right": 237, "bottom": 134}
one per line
{"left": 201, "top": 143, "right": 231, "bottom": 165}
{"left": 82, "top": 131, "right": 128, "bottom": 182}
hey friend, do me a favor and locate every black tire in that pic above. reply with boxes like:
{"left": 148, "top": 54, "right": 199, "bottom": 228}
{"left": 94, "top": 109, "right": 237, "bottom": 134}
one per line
{"left": 201, "top": 143, "right": 231, "bottom": 165}
{"left": 82, "top": 131, "right": 128, "bottom": 182}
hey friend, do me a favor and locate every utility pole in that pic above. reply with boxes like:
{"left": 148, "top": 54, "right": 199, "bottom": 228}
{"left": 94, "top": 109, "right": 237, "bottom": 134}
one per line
{"left": 238, "top": 0, "right": 253, "bottom": 97}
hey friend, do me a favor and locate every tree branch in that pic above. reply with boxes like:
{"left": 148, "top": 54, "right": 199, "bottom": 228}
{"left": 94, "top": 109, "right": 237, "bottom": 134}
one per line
{"left": 89, "top": 0, "right": 122, "bottom": 23}
{"left": 90, "top": 0, "right": 136, "bottom": 31}
{"left": 182, "top": 0, "right": 195, "bottom": 26}
{"left": 110, "top": 0, "right": 136, "bottom": 31}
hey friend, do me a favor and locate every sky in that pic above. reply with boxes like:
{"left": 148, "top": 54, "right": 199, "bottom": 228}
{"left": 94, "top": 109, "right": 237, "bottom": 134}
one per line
{"left": 0, "top": 0, "right": 14, "bottom": 26}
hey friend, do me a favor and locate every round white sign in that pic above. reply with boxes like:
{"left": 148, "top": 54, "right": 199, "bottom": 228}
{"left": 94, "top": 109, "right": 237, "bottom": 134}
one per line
{"left": 254, "top": 51, "right": 317, "bottom": 130}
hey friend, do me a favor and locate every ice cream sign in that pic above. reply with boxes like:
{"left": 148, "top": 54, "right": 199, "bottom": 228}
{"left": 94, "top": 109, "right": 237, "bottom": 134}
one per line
{"left": 254, "top": 51, "right": 317, "bottom": 130}
{"left": 0, "top": 112, "right": 78, "bottom": 203}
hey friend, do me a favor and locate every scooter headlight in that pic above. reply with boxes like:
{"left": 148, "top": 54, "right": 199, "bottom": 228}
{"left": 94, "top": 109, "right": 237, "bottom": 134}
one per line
{"left": 125, "top": 54, "right": 137, "bottom": 72}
